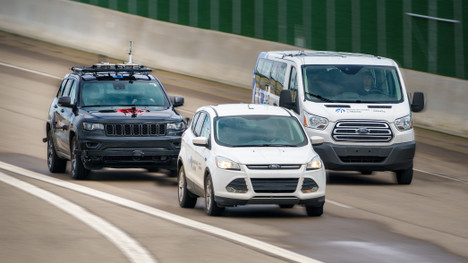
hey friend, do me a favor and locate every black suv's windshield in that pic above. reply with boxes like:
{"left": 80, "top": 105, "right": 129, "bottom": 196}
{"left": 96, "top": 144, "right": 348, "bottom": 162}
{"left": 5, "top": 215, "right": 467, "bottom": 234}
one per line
{"left": 302, "top": 65, "right": 403, "bottom": 103}
{"left": 80, "top": 80, "right": 170, "bottom": 107}
{"left": 214, "top": 115, "right": 307, "bottom": 147}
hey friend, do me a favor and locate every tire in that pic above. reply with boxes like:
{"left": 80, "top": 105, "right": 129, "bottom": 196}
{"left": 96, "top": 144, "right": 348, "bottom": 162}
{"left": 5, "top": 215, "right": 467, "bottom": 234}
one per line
{"left": 167, "top": 169, "right": 178, "bottom": 178}
{"left": 70, "top": 138, "right": 89, "bottom": 180}
{"left": 204, "top": 175, "right": 224, "bottom": 216}
{"left": 395, "top": 167, "right": 413, "bottom": 185}
{"left": 279, "top": 204, "right": 295, "bottom": 209}
{"left": 178, "top": 165, "right": 197, "bottom": 208}
{"left": 305, "top": 204, "right": 323, "bottom": 217}
{"left": 361, "top": 170, "right": 373, "bottom": 175}
{"left": 47, "top": 131, "right": 67, "bottom": 173}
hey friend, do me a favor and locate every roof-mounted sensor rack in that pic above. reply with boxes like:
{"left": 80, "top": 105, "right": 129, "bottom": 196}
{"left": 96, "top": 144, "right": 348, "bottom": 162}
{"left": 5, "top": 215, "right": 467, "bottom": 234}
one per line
{"left": 71, "top": 63, "right": 153, "bottom": 75}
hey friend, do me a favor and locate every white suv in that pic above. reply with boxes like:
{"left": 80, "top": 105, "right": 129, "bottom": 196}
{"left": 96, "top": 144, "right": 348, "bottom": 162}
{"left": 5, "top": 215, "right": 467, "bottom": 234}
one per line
{"left": 177, "top": 104, "right": 326, "bottom": 216}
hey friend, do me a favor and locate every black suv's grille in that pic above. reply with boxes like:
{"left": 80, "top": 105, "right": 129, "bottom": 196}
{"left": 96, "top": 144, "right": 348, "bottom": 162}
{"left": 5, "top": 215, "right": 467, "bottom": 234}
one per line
{"left": 250, "top": 178, "right": 299, "bottom": 193}
{"left": 105, "top": 123, "right": 166, "bottom": 136}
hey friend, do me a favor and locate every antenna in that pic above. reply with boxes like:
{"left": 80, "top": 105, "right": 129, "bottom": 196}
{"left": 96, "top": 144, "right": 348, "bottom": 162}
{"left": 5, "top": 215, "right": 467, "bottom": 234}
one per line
{"left": 128, "top": 41, "right": 133, "bottom": 64}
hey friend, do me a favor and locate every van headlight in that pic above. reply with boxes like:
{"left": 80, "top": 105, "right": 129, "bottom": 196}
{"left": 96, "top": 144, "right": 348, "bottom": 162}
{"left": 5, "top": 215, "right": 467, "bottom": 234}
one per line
{"left": 82, "top": 122, "right": 104, "bottom": 131}
{"left": 216, "top": 156, "right": 240, "bottom": 170}
{"left": 304, "top": 111, "right": 328, "bottom": 130}
{"left": 306, "top": 155, "right": 323, "bottom": 170}
{"left": 395, "top": 115, "right": 412, "bottom": 131}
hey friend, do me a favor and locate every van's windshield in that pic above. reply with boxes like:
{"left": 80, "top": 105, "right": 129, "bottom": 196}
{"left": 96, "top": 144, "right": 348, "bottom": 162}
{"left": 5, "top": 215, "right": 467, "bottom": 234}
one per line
{"left": 214, "top": 115, "right": 308, "bottom": 147}
{"left": 302, "top": 65, "right": 403, "bottom": 103}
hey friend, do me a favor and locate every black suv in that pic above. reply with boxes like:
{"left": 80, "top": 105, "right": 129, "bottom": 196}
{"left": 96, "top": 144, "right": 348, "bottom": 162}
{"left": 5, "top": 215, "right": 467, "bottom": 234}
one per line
{"left": 44, "top": 63, "right": 186, "bottom": 179}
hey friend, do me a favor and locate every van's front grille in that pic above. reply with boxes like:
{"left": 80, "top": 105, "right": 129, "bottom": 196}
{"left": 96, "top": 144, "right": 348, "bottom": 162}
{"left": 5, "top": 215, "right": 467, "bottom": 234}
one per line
{"left": 105, "top": 123, "right": 166, "bottom": 136}
{"left": 332, "top": 121, "right": 392, "bottom": 142}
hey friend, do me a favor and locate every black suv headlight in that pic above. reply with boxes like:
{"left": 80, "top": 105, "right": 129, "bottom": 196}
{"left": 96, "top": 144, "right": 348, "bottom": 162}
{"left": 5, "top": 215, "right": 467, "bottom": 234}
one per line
{"left": 167, "top": 121, "right": 185, "bottom": 131}
{"left": 82, "top": 122, "right": 104, "bottom": 131}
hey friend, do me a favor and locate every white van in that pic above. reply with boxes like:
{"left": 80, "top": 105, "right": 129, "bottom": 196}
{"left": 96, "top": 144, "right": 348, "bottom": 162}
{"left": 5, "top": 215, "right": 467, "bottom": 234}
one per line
{"left": 252, "top": 51, "right": 425, "bottom": 184}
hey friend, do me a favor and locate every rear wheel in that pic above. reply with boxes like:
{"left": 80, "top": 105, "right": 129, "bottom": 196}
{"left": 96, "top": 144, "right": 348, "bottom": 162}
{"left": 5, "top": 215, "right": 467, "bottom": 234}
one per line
{"left": 204, "top": 175, "right": 224, "bottom": 216}
{"left": 70, "top": 138, "right": 89, "bottom": 180}
{"left": 178, "top": 165, "right": 197, "bottom": 208}
{"left": 47, "top": 131, "right": 67, "bottom": 173}
{"left": 305, "top": 204, "right": 323, "bottom": 217}
{"left": 395, "top": 167, "right": 413, "bottom": 185}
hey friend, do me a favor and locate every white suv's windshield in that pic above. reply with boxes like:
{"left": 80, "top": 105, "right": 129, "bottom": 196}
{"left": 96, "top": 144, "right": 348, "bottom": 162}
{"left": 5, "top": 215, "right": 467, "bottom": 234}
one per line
{"left": 302, "top": 65, "right": 403, "bottom": 103}
{"left": 214, "top": 115, "right": 307, "bottom": 147}
{"left": 80, "top": 80, "right": 170, "bottom": 107}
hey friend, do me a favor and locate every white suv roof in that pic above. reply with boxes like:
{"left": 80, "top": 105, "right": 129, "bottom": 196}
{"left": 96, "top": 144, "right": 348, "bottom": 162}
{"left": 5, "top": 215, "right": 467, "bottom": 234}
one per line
{"left": 199, "top": 104, "right": 292, "bottom": 117}
{"left": 264, "top": 50, "right": 397, "bottom": 66}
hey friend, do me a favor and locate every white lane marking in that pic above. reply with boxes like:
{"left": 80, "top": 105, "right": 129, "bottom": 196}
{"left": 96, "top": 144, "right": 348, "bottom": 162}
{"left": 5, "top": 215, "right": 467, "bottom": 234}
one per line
{"left": 0, "top": 171, "right": 156, "bottom": 263}
{"left": 0, "top": 61, "right": 62, "bottom": 80}
{"left": 326, "top": 200, "right": 353, "bottom": 209}
{"left": 414, "top": 168, "right": 468, "bottom": 184}
{"left": 0, "top": 161, "right": 324, "bottom": 263}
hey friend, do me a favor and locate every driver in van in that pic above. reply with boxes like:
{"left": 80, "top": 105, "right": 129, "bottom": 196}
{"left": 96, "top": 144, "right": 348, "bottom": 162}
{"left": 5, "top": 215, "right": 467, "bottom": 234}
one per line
{"left": 358, "top": 71, "right": 377, "bottom": 95}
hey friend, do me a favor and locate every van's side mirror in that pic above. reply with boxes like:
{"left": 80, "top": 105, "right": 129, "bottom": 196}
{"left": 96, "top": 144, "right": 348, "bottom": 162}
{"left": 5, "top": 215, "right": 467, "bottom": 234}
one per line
{"left": 310, "top": 136, "right": 324, "bottom": 146}
{"left": 170, "top": 95, "right": 184, "bottom": 107}
{"left": 192, "top": 137, "right": 208, "bottom": 147}
{"left": 411, "top": 92, "right": 425, "bottom": 112}
{"left": 279, "top": 90, "right": 296, "bottom": 111}
{"left": 58, "top": 96, "right": 72, "bottom": 107}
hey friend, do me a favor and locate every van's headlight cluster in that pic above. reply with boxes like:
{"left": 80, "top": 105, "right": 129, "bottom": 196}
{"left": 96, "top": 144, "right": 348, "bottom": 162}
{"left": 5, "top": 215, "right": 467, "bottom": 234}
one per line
{"left": 395, "top": 115, "right": 412, "bottom": 131}
{"left": 306, "top": 155, "right": 323, "bottom": 170}
{"left": 82, "top": 122, "right": 104, "bottom": 131}
{"left": 304, "top": 111, "right": 328, "bottom": 130}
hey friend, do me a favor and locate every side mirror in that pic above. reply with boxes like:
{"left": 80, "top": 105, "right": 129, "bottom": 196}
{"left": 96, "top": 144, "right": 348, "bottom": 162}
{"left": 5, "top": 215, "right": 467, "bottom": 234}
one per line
{"left": 279, "top": 90, "right": 295, "bottom": 110}
{"left": 58, "top": 96, "right": 72, "bottom": 107}
{"left": 170, "top": 95, "right": 184, "bottom": 107}
{"left": 192, "top": 137, "right": 208, "bottom": 147}
{"left": 411, "top": 92, "right": 425, "bottom": 112}
{"left": 310, "top": 136, "right": 324, "bottom": 146}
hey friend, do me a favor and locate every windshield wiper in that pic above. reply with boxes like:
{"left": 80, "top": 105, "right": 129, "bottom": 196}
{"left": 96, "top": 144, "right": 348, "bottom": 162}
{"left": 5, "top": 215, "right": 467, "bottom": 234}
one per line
{"left": 305, "top": 92, "right": 333, "bottom": 102}
{"left": 235, "top": 144, "right": 297, "bottom": 147}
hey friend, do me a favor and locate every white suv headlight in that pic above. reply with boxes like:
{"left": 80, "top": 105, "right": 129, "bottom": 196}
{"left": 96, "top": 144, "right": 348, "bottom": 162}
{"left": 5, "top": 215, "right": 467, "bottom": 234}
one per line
{"left": 304, "top": 111, "right": 328, "bottom": 130}
{"left": 306, "top": 155, "right": 323, "bottom": 170}
{"left": 82, "top": 122, "right": 104, "bottom": 131}
{"left": 395, "top": 115, "right": 412, "bottom": 131}
{"left": 216, "top": 156, "right": 240, "bottom": 171}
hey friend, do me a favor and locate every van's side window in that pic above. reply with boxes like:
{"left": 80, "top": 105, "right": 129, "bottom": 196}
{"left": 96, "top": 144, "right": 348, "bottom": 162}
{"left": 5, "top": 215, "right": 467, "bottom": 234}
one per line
{"left": 270, "top": 61, "right": 287, "bottom": 96}
{"left": 289, "top": 67, "right": 298, "bottom": 102}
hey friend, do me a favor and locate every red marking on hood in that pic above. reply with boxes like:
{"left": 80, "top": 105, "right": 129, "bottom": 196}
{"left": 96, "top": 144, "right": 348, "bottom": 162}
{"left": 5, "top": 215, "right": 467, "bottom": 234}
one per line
{"left": 117, "top": 108, "right": 146, "bottom": 115}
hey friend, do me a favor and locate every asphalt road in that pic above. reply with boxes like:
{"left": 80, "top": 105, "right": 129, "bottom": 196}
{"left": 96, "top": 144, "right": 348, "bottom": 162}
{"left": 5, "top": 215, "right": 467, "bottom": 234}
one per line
{"left": 1, "top": 31, "right": 467, "bottom": 263}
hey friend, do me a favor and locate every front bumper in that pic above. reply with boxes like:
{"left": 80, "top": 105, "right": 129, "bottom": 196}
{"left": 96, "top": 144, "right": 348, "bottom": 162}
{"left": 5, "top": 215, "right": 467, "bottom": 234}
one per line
{"left": 313, "top": 141, "right": 415, "bottom": 171}
{"left": 78, "top": 136, "right": 181, "bottom": 170}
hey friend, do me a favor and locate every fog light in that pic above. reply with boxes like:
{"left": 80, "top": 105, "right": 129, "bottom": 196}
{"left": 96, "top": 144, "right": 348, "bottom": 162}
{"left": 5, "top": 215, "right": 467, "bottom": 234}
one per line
{"left": 226, "top": 178, "right": 248, "bottom": 193}
{"left": 301, "top": 178, "right": 319, "bottom": 193}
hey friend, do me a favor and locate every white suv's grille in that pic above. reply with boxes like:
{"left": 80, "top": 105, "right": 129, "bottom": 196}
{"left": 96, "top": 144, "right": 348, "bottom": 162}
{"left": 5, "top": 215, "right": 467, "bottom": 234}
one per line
{"left": 332, "top": 121, "right": 393, "bottom": 142}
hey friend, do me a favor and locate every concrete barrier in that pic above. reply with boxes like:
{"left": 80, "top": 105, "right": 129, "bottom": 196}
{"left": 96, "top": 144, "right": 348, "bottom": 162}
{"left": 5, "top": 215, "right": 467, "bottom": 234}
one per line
{"left": 0, "top": 0, "right": 466, "bottom": 137}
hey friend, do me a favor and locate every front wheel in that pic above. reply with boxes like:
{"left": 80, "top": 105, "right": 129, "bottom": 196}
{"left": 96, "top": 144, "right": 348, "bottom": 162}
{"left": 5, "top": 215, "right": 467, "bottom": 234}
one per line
{"left": 305, "top": 204, "right": 323, "bottom": 217}
{"left": 47, "top": 131, "right": 67, "bottom": 173}
{"left": 70, "top": 138, "right": 89, "bottom": 180}
{"left": 395, "top": 167, "right": 413, "bottom": 185}
{"left": 204, "top": 175, "right": 224, "bottom": 216}
{"left": 178, "top": 165, "right": 197, "bottom": 208}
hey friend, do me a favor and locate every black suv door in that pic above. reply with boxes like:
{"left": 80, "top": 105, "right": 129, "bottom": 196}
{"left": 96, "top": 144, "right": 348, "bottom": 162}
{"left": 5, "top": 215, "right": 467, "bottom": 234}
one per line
{"left": 53, "top": 78, "right": 76, "bottom": 156}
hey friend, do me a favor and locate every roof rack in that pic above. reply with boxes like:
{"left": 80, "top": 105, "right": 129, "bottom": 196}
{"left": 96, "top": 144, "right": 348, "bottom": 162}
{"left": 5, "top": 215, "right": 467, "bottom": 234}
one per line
{"left": 71, "top": 62, "right": 153, "bottom": 75}
{"left": 281, "top": 50, "right": 380, "bottom": 59}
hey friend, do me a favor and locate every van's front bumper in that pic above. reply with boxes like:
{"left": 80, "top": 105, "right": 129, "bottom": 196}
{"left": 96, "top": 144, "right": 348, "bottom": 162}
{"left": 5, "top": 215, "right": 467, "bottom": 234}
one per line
{"left": 313, "top": 141, "right": 415, "bottom": 171}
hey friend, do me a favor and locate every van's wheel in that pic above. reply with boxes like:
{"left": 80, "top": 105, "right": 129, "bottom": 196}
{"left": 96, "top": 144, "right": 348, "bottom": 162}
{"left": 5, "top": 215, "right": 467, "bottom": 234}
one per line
{"left": 395, "top": 167, "right": 413, "bottom": 185}
{"left": 305, "top": 204, "right": 323, "bottom": 217}
{"left": 204, "top": 175, "right": 224, "bottom": 216}
{"left": 178, "top": 165, "right": 197, "bottom": 208}
{"left": 47, "top": 131, "right": 67, "bottom": 173}
{"left": 70, "top": 138, "right": 89, "bottom": 180}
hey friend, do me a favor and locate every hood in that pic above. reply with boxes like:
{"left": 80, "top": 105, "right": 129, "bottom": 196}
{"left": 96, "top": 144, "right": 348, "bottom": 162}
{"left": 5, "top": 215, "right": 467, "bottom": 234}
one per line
{"left": 80, "top": 106, "right": 182, "bottom": 122}
{"left": 216, "top": 146, "right": 314, "bottom": 165}
{"left": 307, "top": 102, "right": 409, "bottom": 123}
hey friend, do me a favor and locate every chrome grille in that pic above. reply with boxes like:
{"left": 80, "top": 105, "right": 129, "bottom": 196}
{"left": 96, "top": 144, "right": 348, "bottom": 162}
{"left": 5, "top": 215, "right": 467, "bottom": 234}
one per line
{"left": 105, "top": 123, "right": 166, "bottom": 136}
{"left": 333, "top": 121, "right": 392, "bottom": 142}
{"left": 246, "top": 164, "right": 301, "bottom": 170}
{"left": 250, "top": 178, "right": 298, "bottom": 193}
